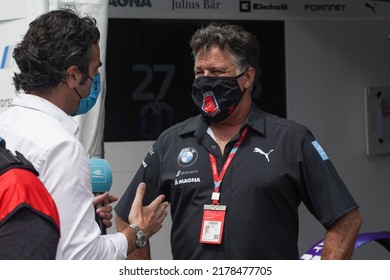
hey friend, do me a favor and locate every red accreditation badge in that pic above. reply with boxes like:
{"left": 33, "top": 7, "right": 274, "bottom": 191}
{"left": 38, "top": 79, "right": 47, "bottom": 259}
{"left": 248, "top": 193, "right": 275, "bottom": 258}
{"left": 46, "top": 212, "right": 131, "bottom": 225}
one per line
{"left": 199, "top": 204, "right": 226, "bottom": 244}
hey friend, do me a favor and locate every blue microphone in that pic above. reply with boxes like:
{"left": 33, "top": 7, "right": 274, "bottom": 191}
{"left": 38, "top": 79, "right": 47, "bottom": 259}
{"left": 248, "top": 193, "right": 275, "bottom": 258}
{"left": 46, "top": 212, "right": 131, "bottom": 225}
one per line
{"left": 89, "top": 158, "right": 112, "bottom": 235}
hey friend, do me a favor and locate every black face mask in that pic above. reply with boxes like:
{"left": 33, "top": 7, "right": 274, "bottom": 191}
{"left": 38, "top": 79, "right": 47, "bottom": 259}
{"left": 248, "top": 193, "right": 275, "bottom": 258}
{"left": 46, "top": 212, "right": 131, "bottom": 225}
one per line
{"left": 191, "top": 71, "right": 246, "bottom": 123}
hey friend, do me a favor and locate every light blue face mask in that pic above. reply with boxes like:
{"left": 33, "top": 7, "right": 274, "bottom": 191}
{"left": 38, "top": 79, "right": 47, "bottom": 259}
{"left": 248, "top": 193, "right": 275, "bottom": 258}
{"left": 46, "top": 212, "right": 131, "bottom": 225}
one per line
{"left": 72, "top": 72, "right": 101, "bottom": 116}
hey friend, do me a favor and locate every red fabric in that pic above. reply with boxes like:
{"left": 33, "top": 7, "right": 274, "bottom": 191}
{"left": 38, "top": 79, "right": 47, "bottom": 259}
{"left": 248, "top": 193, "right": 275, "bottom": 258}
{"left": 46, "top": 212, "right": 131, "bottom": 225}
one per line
{"left": 0, "top": 168, "right": 60, "bottom": 233}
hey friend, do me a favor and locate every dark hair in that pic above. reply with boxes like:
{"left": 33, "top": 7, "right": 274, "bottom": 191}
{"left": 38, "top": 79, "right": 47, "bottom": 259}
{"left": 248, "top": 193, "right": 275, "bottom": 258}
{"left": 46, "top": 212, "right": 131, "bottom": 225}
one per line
{"left": 190, "top": 22, "right": 260, "bottom": 71}
{"left": 12, "top": 8, "right": 100, "bottom": 93}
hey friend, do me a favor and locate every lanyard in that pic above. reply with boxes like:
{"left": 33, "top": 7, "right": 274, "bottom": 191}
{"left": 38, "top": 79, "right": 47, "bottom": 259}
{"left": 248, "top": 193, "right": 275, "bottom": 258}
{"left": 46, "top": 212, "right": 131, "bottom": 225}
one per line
{"left": 209, "top": 126, "right": 249, "bottom": 205}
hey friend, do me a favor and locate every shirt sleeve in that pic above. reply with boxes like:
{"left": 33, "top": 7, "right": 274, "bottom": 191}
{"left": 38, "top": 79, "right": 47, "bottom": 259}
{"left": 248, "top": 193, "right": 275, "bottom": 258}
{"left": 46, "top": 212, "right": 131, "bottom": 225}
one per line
{"left": 40, "top": 141, "right": 127, "bottom": 259}
{"left": 298, "top": 130, "right": 359, "bottom": 230}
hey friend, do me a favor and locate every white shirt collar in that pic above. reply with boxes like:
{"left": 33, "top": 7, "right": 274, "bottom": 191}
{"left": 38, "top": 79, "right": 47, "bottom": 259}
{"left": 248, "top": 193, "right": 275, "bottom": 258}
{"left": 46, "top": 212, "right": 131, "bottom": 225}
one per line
{"left": 12, "top": 93, "right": 80, "bottom": 136}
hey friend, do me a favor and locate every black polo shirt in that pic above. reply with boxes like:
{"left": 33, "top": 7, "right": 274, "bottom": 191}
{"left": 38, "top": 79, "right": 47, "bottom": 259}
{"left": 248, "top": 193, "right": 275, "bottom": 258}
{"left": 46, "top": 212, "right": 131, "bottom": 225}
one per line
{"left": 115, "top": 104, "right": 358, "bottom": 260}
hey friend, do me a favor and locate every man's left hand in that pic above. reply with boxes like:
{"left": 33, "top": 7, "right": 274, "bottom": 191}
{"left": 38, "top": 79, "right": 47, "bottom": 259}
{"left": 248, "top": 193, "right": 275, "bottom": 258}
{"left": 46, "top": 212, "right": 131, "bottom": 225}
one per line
{"left": 93, "top": 192, "right": 119, "bottom": 228}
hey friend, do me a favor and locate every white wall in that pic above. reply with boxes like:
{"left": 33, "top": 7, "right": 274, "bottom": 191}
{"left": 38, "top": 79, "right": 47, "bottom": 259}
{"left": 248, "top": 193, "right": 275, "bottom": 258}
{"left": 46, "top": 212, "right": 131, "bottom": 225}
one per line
{"left": 106, "top": 19, "right": 390, "bottom": 259}
{"left": 286, "top": 19, "right": 390, "bottom": 259}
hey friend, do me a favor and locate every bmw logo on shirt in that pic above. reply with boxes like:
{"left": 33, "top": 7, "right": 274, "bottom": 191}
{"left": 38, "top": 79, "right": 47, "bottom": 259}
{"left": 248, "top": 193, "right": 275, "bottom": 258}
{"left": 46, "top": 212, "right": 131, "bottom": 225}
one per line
{"left": 177, "top": 147, "right": 198, "bottom": 167}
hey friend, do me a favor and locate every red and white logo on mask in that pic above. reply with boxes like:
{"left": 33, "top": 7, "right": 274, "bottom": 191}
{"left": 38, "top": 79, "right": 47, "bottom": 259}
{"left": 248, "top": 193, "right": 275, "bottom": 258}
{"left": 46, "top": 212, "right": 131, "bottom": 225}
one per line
{"left": 202, "top": 91, "right": 220, "bottom": 117}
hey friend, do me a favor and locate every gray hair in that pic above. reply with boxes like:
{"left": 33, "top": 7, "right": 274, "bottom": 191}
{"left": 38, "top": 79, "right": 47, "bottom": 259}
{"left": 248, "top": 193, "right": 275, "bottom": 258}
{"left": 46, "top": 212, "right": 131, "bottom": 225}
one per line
{"left": 190, "top": 22, "right": 260, "bottom": 72}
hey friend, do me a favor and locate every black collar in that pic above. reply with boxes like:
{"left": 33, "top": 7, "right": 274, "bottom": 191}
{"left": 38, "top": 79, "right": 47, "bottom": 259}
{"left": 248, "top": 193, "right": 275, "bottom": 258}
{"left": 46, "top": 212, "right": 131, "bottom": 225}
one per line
{"left": 179, "top": 103, "right": 266, "bottom": 140}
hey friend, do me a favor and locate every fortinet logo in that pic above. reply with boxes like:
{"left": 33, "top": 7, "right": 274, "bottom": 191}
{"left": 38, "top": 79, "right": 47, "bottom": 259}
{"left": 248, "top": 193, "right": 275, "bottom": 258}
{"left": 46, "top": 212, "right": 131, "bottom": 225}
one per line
{"left": 1, "top": 45, "right": 15, "bottom": 69}
{"left": 304, "top": 4, "right": 346, "bottom": 12}
{"left": 239, "top": 1, "right": 287, "bottom": 12}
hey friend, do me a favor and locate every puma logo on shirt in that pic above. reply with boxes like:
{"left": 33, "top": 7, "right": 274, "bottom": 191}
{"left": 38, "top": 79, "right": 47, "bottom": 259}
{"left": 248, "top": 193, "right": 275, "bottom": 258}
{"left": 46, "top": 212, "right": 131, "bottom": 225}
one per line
{"left": 253, "top": 147, "right": 274, "bottom": 162}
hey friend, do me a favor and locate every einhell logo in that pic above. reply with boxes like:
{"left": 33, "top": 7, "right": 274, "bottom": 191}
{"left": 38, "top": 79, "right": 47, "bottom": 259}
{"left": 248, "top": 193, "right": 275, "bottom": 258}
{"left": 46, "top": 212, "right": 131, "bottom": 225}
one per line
{"left": 1, "top": 45, "right": 14, "bottom": 69}
{"left": 239, "top": 1, "right": 287, "bottom": 12}
{"left": 240, "top": 0, "right": 251, "bottom": 12}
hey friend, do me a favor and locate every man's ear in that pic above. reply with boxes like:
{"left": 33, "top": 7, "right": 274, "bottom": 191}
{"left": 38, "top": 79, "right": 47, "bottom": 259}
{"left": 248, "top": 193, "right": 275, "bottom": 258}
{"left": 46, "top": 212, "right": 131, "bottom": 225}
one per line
{"left": 65, "top": 65, "right": 79, "bottom": 87}
{"left": 244, "top": 67, "right": 256, "bottom": 89}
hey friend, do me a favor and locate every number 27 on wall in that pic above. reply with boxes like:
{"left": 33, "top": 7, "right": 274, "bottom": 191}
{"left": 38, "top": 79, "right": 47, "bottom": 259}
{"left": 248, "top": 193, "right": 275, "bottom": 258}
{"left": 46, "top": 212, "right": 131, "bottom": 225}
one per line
{"left": 132, "top": 64, "right": 175, "bottom": 101}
